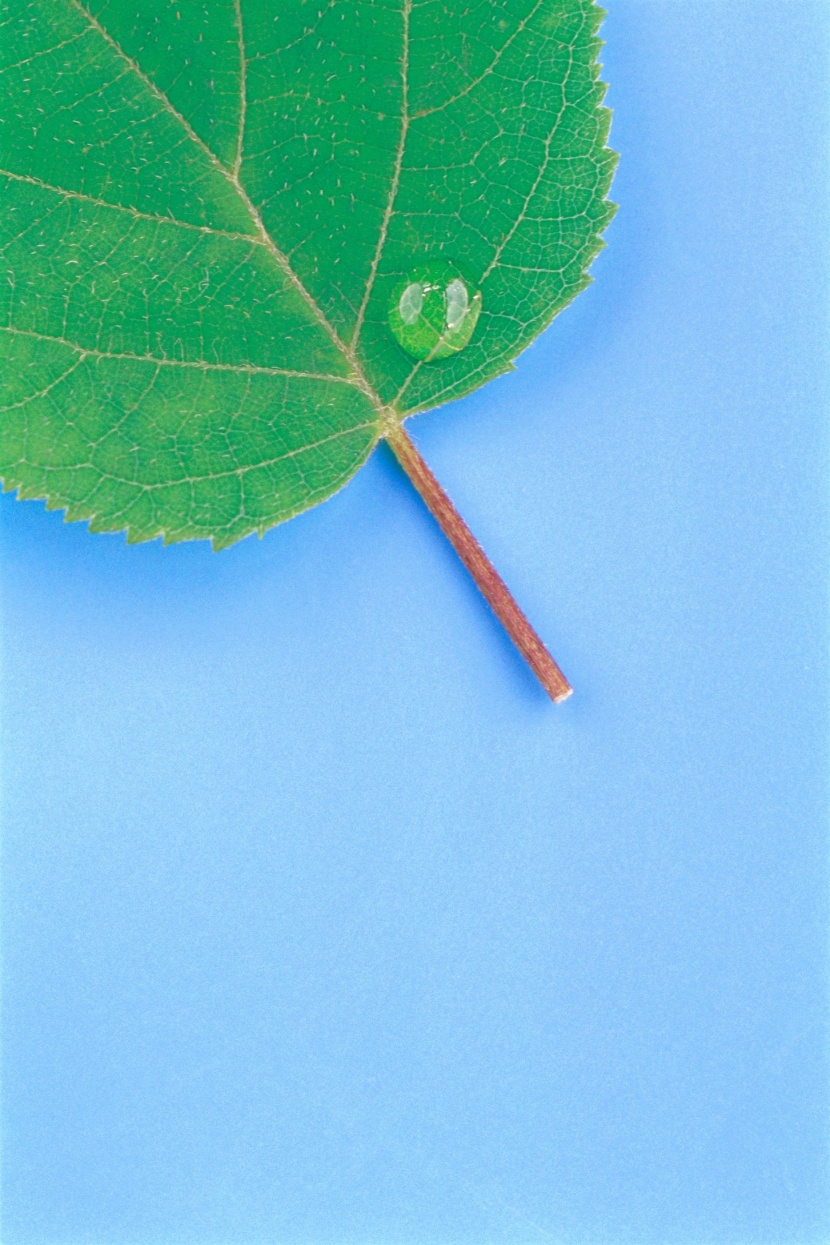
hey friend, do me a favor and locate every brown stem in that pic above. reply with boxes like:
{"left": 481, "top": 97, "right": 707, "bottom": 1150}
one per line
{"left": 386, "top": 422, "right": 573, "bottom": 703}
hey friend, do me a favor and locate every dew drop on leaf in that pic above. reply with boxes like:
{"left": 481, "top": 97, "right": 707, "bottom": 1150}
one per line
{"left": 388, "top": 262, "right": 482, "bottom": 361}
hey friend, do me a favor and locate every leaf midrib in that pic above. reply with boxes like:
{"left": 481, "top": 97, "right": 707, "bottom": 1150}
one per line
{"left": 69, "top": 0, "right": 401, "bottom": 430}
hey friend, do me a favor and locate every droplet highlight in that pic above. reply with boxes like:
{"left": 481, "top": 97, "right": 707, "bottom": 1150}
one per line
{"left": 388, "top": 262, "right": 482, "bottom": 361}
{"left": 398, "top": 282, "right": 424, "bottom": 325}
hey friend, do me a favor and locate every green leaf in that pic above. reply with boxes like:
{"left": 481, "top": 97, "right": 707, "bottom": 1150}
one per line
{"left": 0, "top": 0, "right": 616, "bottom": 550}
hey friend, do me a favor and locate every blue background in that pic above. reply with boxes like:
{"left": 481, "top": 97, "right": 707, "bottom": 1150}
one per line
{"left": 2, "top": 2, "right": 828, "bottom": 1241}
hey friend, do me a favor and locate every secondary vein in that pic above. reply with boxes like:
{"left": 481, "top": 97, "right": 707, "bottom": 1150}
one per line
{"left": 411, "top": 0, "right": 546, "bottom": 120}
{"left": 0, "top": 168, "right": 264, "bottom": 243}
{"left": 84, "top": 421, "right": 380, "bottom": 490}
{"left": 233, "top": 0, "right": 247, "bottom": 179}
{"left": 350, "top": 0, "right": 411, "bottom": 352}
{"left": 0, "top": 326, "right": 357, "bottom": 383}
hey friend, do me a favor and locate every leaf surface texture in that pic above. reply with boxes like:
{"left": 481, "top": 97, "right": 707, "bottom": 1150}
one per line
{"left": 0, "top": 0, "right": 615, "bottom": 546}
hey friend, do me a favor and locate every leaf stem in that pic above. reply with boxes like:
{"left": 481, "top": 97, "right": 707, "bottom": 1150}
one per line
{"left": 385, "top": 423, "right": 573, "bottom": 703}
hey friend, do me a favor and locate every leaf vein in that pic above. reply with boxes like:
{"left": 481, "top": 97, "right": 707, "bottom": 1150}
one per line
{"left": 411, "top": 0, "right": 547, "bottom": 121}
{"left": 0, "top": 326, "right": 358, "bottom": 384}
{"left": 87, "top": 422, "right": 379, "bottom": 491}
{"left": 350, "top": 0, "right": 411, "bottom": 352}
{"left": 233, "top": 0, "right": 247, "bottom": 179}
{"left": 0, "top": 169, "right": 267, "bottom": 244}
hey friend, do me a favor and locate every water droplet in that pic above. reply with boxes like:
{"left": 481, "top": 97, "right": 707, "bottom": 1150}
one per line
{"left": 388, "top": 262, "right": 482, "bottom": 361}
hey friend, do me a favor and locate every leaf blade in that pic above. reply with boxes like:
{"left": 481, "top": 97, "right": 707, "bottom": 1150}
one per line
{"left": 0, "top": 0, "right": 616, "bottom": 546}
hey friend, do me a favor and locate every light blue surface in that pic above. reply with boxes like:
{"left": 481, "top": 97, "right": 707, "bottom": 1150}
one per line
{"left": 2, "top": 3, "right": 828, "bottom": 1242}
